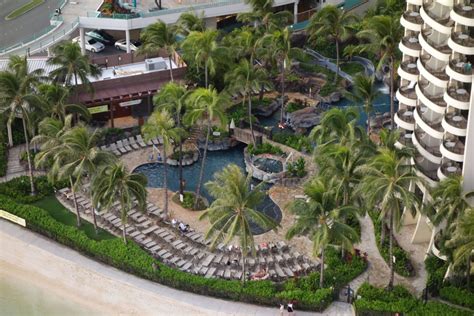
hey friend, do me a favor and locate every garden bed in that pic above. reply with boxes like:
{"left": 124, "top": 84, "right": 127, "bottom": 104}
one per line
{"left": 172, "top": 191, "right": 207, "bottom": 211}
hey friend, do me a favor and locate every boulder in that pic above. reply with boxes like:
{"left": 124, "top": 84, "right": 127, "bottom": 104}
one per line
{"left": 254, "top": 96, "right": 288, "bottom": 117}
{"left": 288, "top": 106, "right": 321, "bottom": 129}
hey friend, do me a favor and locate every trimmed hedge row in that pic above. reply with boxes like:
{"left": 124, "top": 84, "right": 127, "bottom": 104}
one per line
{"left": 0, "top": 176, "right": 63, "bottom": 204}
{"left": 354, "top": 283, "right": 471, "bottom": 316}
{"left": 0, "top": 194, "right": 366, "bottom": 312}
{"left": 0, "top": 119, "right": 7, "bottom": 177}
{"left": 440, "top": 286, "right": 474, "bottom": 310}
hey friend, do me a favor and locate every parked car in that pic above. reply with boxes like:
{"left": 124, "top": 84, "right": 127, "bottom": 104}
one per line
{"left": 114, "top": 39, "right": 142, "bottom": 52}
{"left": 72, "top": 36, "right": 105, "bottom": 53}
{"left": 86, "top": 29, "right": 115, "bottom": 45}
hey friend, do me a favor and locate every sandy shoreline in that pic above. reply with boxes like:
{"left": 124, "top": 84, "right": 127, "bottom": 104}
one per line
{"left": 0, "top": 220, "right": 339, "bottom": 316}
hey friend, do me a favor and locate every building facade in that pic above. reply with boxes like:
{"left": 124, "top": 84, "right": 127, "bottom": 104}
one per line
{"left": 396, "top": 0, "right": 473, "bottom": 259}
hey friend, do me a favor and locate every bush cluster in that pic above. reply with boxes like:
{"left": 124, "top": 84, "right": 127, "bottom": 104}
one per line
{"left": 440, "top": 286, "right": 474, "bottom": 310}
{"left": 285, "top": 102, "right": 306, "bottom": 114}
{"left": 0, "top": 121, "right": 7, "bottom": 177}
{"left": 287, "top": 157, "right": 306, "bottom": 178}
{"left": 271, "top": 132, "right": 312, "bottom": 153}
{"left": 354, "top": 283, "right": 471, "bottom": 316}
{"left": 0, "top": 176, "right": 64, "bottom": 203}
{"left": 247, "top": 142, "right": 284, "bottom": 156}
{"left": 1, "top": 194, "right": 367, "bottom": 312}
{"left": 425, "top": 255, "right": 448, "bottom": 295}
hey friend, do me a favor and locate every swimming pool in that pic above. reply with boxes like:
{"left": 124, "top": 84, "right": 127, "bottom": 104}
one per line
{"left": 133, "top": 144, "right": 282, "bottom": 235}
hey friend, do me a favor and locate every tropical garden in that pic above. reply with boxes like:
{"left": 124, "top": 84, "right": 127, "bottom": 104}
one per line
{"left": 0, "top": 0, "right": 472, "bottom": 313}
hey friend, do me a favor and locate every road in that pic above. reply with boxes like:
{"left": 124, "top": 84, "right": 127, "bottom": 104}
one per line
{"left": 0, "top": 0, "right": 63, "bottom": 50}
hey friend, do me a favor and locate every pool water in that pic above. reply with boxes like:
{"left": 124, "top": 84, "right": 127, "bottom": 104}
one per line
{"left": 253, "top": 157, "right": 284, "bottom": 173}
{"left": 134, "top": 144, "right": 282, "bottom": 235}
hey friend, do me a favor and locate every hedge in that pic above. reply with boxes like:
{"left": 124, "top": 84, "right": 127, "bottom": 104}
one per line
{"left": 0, "top": 130, "right": 6, "bottom": 177}
{"left": 247, "top": 142, "right": 284, "bottom": 156}
{"left": 354, "top": 283, "right": 471, "bottom": 316}
{"left": 0, "top": 194, "right": 367, "bottom": 312}
{"left": 425, "top": 255, "right": 448, "bottom": 296}
{"left": 440, "top": 286, "right": 474, "bottom": 310}
{"left": 0, "top": 176, "right": 67, "bottom": 204}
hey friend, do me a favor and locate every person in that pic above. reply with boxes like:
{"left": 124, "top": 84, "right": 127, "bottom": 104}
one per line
{"left": 171, "top": 218, "right": 177, "bottom": 227}
{"left": 179, "top": 222, "right": 188, "bottom": 233}
{"left": 279, "top": 304, "right": 285, "bottom": 316}
{"left": 287, "top": 301, "right": 294, "bottom": 314}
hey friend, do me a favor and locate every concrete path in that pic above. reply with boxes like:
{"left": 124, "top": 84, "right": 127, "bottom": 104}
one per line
{"left": 0, "top": 144, "right": 45, "bottom": 183}
{"left": 0, "top": 220, "right": 354, "bottom": 315}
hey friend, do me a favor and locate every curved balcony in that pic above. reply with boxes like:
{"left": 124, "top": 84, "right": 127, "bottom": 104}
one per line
{"left": 419, "top": 30, "right": 451, "bottom": 62}
{"left": 448, "top": 32, "right": 474, "bottom": 55}
{"left": 397, "top": 86, "right": 417, "bottom": 106}
{"left": 443, "top": 86, "right": 471, "bottom": 110}
{"left": 413, "top": 129, "right": 442, "bottom": 164}
{"left": 401, "top": 10, "right": 423, "bottom": 31}
{"left": 400, "top": 35, "right": 422, "bottom": 57}
{"left": 431, "top": 230, "right": 448, "bottom": 261}
{"left": 442, "top": 112, "right": 468, "bottom": 136}
{"left": 395, "top": 108, "right": 416, "bottom": 130}
{"left": 398, "top": 60, "right": 420, "bottom": 81}
{"left": 451, "top": 4, "right": 474, "bottom": 27}
{"left": 418, "top": 57, "right": 449, "bottom": 87}
{"left": 407, "top": 0, "right": 422, "bottom": 5}
{"left": 414, "top": 105, "right": 444, "bottom": 139}
{"left": 416, "top": 82, "right": 447, "bottom": 114}
{"left": 396, "top": 131, "right": 414, "bottom": 148}
{"left": 440, "top": 137, "right": 465, "bottom": 162}
{"left": 420, "top": 5, "right": 454, "bottom": 34}
{"left": 446, "top": 59, "right": 473, "bottom": 83}
{"left": 413, "top": 155, "right": 439, "bottom": 185}
{"left": 437, "top": 160, "right": 462, "bottom": 180}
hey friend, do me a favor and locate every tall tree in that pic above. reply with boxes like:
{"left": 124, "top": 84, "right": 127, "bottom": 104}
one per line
{"left": 142, "top": 110, "right": 182, "bottom": 218}
{"left": 38, "top": 83, "right": 90, "bottom": 122}
{"left": 309, "top": 107, "right": 361, "bottom": 145}
{"left": 225, "top": 59, "right": 271, "bottom": 144}
{"left": 55, "top": 126, "right": 116, "bottom": 232}
{"left": 184, "top": 87, "right": 229, "bottom": 208}
{"left": 201, "top": 164, "right": 278, "bottom": 282}
{"left": 177, "top": 11, "right": 206, "bottom": 36}
{"left": 349, "top": 15, "right": 402, "bottom": 129}
{"left": 286, "top": 177, "right": 360, "bottom": 287}
{"left": 154, "top": 82, "right": 189, "bottom": 196}
{"left": 139, "top": 21, "right": 179, "bottom": 81}
{"left": 358, "top": 148, "right": 420, "bottom": 290}
{"left": 345, "top": 74, "right": 380, "bottom": 136}
{"left": 92, "top": 162, "right": 148, "bottom": 243}
{"left": 0, "top": 55, "right": 44, "bottom": 194}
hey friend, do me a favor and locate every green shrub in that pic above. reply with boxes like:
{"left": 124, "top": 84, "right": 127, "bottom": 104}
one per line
{"left": 319, "top": 83, "right": 338, "bottom": 97}
{"left": 0, "top": 120, "right": 7, "bottom": 177}
{"left": 170, "top": 150, "right": 195, "bottom": 161}
{"left": 271, "top": 132, "right": 312, "bottom": 153}
{"left": 440, "top": 286, "right": 474, "bottom": 309}
{"left": 172, "top": 192, "right": 206, "bottom": 211}
{"left": 247, "top": 143, "right": 284, "bottom": 156}
{"left": 340, "top": 62, "right": 365, "bottom": 76}
{"left": 286, "top": 102, "right": 305, "bottom": 113}
{"left": 0, "top": 176, "right": 62, "bottom": 203}
{"left": 425, "top": 255, "right": 448, "bottom": 295}
{"left": 98, "top": 127, "right": 125, "bottom": 145}
{"left": 408, "top": 301, "right": 472, "bottom": 316}
{"left": 209, "top": 126, "right": 229, "bottom": 140}
{"left": 287, "top": 157, "right": 306, "bottom": 178}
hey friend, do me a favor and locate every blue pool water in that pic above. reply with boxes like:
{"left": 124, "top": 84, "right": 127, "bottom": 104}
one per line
{"left": 134, "top": 144, "right": 282, "bottom": 235}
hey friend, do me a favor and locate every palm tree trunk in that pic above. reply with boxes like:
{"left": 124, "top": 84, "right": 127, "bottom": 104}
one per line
{"left": 22, "top": 118, "right": 36, "bottom": 195}
{"left": 204, "top": 63, "right": 208, "bottom": 88}
{"left": 168, "top": 55, "right": 174, "bottom": 82}
{"left": 367, "top": 107, "right": 371, "bottom": 136}
{"left": 163, "top": 147, "right": 169, "bottom": 218}
{"left": 388, "top": 211, "right": 394, "bottom": 290}
{"left": 70, "top": 177, "right": 81, "bottom": 227}
{"left": 92, "top": 206, "right": 98, "bottom": 234}
{"left": 122, "top": 221, "right": 127, "bottom": 244}
{"left": 178, "top": 112, "right": 184, "bottom": 196}
{"left": 389, "top": 57, "right": 395, "bottom": 130}
{"left": 335, "top": 40, "right": 340, "bottom": 84}
{"left": 110, "top": 103, "right": 115, "bottom": 128}
{"left": 248, "top": 94, "right": 256, "bottom": 145}
{"left": 320, "top": 247, "right": 325, "bottom": 288}
{"left": 241, "top": 253, "right": 246, "bottom": 283}
{"left": 7, "top": 120, "right": 13, "bottom": 147}
{"left": 280, "top": 62, "right": 285, "bottom": 125}
{"left": 258, "top": 84, "right": 265, "bottom": 101}
{"left": 194, "top": 119, "right": 211, "bottom": 209}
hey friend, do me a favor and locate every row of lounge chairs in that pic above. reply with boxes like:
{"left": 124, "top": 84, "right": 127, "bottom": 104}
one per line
{"left": 100, "top": 134, "right": 163, "bottom": 156}
{"left": 56, "top": 188, "right": 319, "bottom": 281}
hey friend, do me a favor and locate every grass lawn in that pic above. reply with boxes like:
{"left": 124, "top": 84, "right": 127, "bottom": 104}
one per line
{"left": 341, "top": 62, "right": 365, "bottom": 76}
{"left": 5, "top": 0, "right": 45, "bottom": 20}
{"left": 31, "top": 195, "right": 115, "bottom": 241}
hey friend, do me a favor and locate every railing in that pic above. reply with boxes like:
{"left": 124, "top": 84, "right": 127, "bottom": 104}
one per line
{"left": 418, "top": 82, "right": 448, "bottom": 107}
{"left": 420, "top": 55, "right": 449, "bottom": 80}
{"left": 397, "top": 108, "right": 415, "bottom": 124}
{"left": 400, "top": 60, "right": 420, "bottom": 74}
{"left": 416, "top": 105, "right": 443, "bottom": 132}
{"left": 414, "top": 156, "right": 439, "bottom": 181}
{"left": 453, "top": 4, "right": 474, "bottom": 18}
{"left": 444, "top": 111, "right": 468, "bottom": 129}
{"left": 443, "top": 138, "right": 465, "bottom": 155}
{"left": 414, "top": 129, "right": 442, "bottom": 157}
{"left": 447, "top": 86, "right": 471, "bottom": 102}
{"left": 399, "top": 86, "right": 417, "bottom": 99}
{"left": 439, "top": 161, "right": 462, "bottom": 177}
{"left": 401, "top": 35, "right": 422, "bottom": 50}
{"left": 451, "top": 32, "right": 474, "bottom": 48}
{"left": 421, "top": 29, "right": 451, "bottom": 54}
{"left": 398, "top": 131, "right": 414, "bottom": 146}
{"left": 422, "top": 4, "right": 452, "bottom": 26}
{"left": 403, "top": 10, "right": 423, "bottom": 24}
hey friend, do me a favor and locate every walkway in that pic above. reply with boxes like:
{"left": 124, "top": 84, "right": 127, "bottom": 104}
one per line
{"left": 0, "top": 220, "right": 353, "bottom": 315}
{"left": 340, "top": 214, "right": 428, "bottom": 298}
{"left": 0, "top": 144, "right": 45, "bottom": 183}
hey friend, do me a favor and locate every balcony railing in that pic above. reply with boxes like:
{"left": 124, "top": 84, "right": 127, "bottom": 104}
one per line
{"left": 415, "top": 129, "right": 442, "bottom": 157}
{"left": 401, "top": 60, "right": 420, "bottom": 75}
{"left": 416, "top": 106, "right": 443, "bottom": 132}
{"left": 399, "top": 85, "right": 417, "bottom": 99}
{"left": 444, "top": 112, "right": 468, "bottom": 129}
{"left": 418, "top": 82, "right": 448, "bottom": 107}
{"left": 423, "top": 4, "right": 453, "bottom": 26}
{"left": 421, "top": 30, "right": 451, "bottom": 54}
{"left": 414, "top": 156, "right": 439, "bottom": 181}
{"left": 447, "top": 86, "right": 471, "bottom": 102}
{"left": 443, "top": 138, "right": 465, "bottom": 155}
{"left": 453, "top": 4, "right": 474, "bottom": 18}
{"left": 401, "top": 35, "right": 422, "bottom": 50}
{"left": 398, "top": 131, "right": 414, "bottom": 146}
{"left": 397, "top": 108, "right": 416, "bottom": 124}
{"left": 449, "top": 59, "right": 473, "bottom": 75}
{"left": 451, "top": 32, "right": 474, "bottom": 48}
{"left": 420, "top": 55, "right": 449, "bottom": 80}
{"left": 403, "top": 10, "right": 424, "bottom": 24}
{"left": 439, "top": 160, "right": 463, "bottom": 177}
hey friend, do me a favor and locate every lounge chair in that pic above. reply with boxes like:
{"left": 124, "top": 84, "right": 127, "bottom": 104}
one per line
{"left": 116, "top": 140, "right": 128, "bottom": 154}
{"left": 128, "top": 137, "right": 140, "bottom": 150}
{"left": 122, "top": 139, "right": 133, "bottom": 152}
{"left": 109, "top": 143, "right": 122, "bottom": 156}
{"left": 135, "top": 135, "right": 148, "bottom": 147}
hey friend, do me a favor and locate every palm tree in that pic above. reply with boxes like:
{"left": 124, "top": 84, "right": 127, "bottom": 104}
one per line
{"left": 55, "top": 126, "right": 116, "bottom": 232}
{"left": 309, "top": 107, "right": 361, "bottom": 145}
{"left": 139, "top": 21, "right": 179, "bottom": 81}
{"left": 308, "top": 5, "right": 358, "bottom": 83}
{"left": 225, "top": 59, "right": 271, "bottom": 144}
{"left": 177, "top": 11, "right": 206, "bottom": 35}
{"left": 349, "top": 15, "right": 403, "bottom": 129}
{"left": 92, "top": 162, "right": 148, "bottom": 243}
{"left": 181, "top": 30, "right": 227, "bottom": 88}
{"left": 358, "top": 148, "right": 420, "bottom": 290}
{"left": 142, "top": 110, "right": 182, "bottom": 218}
{"left": 0, "top": 55, "right": 44, "bottom": 194}
{"left": 38, "top": 83, "right": 90, "bottom": 122}
{"left": 154, "top": 82, "right": 189, "bottom": 196}
{"left": 345, "top": 74, "right": 380, "bottom": 135}
{"left": 48, "top": 41, "right": 101, "bottom": 88}
{"left": 201, "top": 164, "right": 278, "bottom": 282}
{"left": 184, "top": 87, "right": 229, "bottom": 208}
{"left": 286, "top": 177, "right": 360, "bottom": 287}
